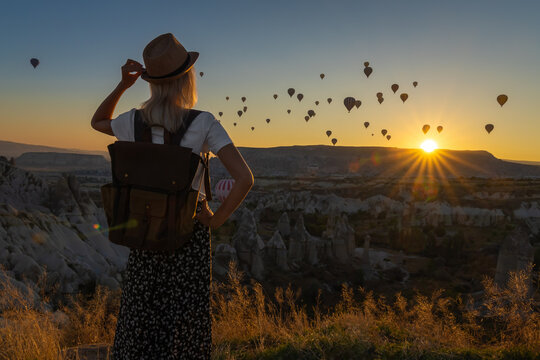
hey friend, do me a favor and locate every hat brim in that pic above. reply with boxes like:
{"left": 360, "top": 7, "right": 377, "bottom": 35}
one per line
{"left": 141, "top": 51, "right": 199, "bottom": 84}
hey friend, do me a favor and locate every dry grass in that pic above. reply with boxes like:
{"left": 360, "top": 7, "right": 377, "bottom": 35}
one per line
{"left": 0, "top": 261, "right": 539, "bottom": 359}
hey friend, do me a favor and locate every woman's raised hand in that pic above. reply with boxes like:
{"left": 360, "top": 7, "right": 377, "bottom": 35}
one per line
{"left": 120, "top": 59, "right": 144, "bottom": 89}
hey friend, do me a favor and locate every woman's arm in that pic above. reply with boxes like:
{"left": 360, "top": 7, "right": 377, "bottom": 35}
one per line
{"left": 195, "top": 143, "right": 254, "bottom": 229}
{"left": 91, "top": 59, "right": 144, "bottom": 136}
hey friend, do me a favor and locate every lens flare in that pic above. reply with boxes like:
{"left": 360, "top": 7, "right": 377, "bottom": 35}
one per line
{"left": 420, "top": 139, "right": 438, "bottom": 153}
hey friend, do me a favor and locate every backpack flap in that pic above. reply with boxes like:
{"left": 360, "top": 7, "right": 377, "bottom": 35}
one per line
{"left": 110, "top": 141, "right": 197, "bottom": 192}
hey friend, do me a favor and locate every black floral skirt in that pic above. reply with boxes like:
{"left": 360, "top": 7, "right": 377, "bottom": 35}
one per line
{"left": 111, "top": 201, "right": 211, "bottom": 360}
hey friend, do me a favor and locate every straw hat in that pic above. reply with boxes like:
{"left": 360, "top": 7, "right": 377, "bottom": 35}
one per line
{"left": 140, "top": 33, "right": 199, "bottom": 84}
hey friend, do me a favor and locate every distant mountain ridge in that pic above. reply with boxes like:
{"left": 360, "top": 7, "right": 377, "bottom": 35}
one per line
{"left": 0, "top": 139, "right": 109, "bottom": 160}
{"left": 2, "top": 140, "right": 540, "bottom": 178}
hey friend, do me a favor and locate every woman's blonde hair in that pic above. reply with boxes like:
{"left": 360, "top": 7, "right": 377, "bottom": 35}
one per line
{"left": 139, "top": 67, "right": 197, "bottom": 132}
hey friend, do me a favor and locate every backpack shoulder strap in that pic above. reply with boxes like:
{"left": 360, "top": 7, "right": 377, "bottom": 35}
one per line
{"left": 170, "top": 109, "right": 203, "bottom": 145}
{"left": 134, "top": 109, "right": 152, "bottom": 142}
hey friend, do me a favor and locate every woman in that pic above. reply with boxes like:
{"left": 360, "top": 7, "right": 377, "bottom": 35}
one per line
{"left": 90, "top": 33, "right": 253, "bottom": 359}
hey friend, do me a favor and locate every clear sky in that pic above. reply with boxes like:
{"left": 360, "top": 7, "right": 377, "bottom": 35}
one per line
{"left": 1, "top": 0, "right": 539, "bottom": 161}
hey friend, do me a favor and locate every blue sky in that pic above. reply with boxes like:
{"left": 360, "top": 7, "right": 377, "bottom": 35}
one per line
{"left": 1, "top": 0, "right": 539, "bottom": 160}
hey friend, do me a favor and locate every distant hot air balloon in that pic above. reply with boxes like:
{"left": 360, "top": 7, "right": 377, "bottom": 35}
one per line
{"left": 363, "top": 61, "right": 373, "bottom": 78}
{"left": 344, "top": 97, "right": 356, "bottom": 112}
{"left": 287, "top": 109, "right": 291, "bottom": 114}
{"left": 422, "top": 124, "right": 430, "bottom": 134}
{"left": 297, "top": 93, "right": 304, "bottom": 102}
{"left": 400, "top": 93, "right": 408, "bottom": 103}
{"left": 266, "top": 118, "right": 270, "bottom": 124}
{"left": 378, "top": 97, "right": 384, "bottom": 104}
{"left": 497, "top": 94, "right": 508, "bottom": 107}
{"left": 386, "top": 135, "right": 391, "bottom": 140}
{"left": 214, "top": 179, "right": 235, "bottom": 202}
{"left": 372, "top": 133, "right": 374, "bottom": 136}
{"left": 354, "top": 100, "right": 362, "bottom": 109}
{"left": 218, "top": 111, "right": 223, "bottom": 117}
{"left": 327, "top": 98, "right": 332, "bottom": 104}
{"left": 376, "top": 92, "right": 383, "bottom": 98}
{"left": 241, "top": 96, "right": 246, "bottom": 102}
{"left": 30, "top": 58, "right": 39, "bottom": 68}
{"left": 331, "top": 138, "right": 337, "bottom": 146}
{"left": 251, "top": 126, "right": 255, "bottom": 131}
{"left": 233, "top": 122, "right": 237, "bottom": 126}
{"left": 304, "top": 115, "right": 310, "bottom": 122}
{"left": 437, "top": 126, "right": 443, "bottom": 133}
{"left": 308, "top": 110, "right": 315, "bottom": 117}
{"left": 288, "top": 88, "right": 295, "bottom": 97}
{"left": 273, "top": 94, "right": 278, "bottom": 99}
{"left": 413, "top": 81, "right": 418, "bottom": 87}
{"left": 315, "top": 100, "right": 319, "bottom": 106}
{"left": 199, "top": 71, "right": 204, "bottom": 77}
{"left": 243, "top": 106, "right": 248, "bottom": 112}
{"left": 364, "top": 122, "right": 370, "bottom": 128}
{"left": 381, "top": 129, "right": 388, "bottom": 136}
{"left": 320, "top": 73, "right": 325, "bottom": 79}
{"left": 326, "top": 130, "right": 332, "bottom": 137}
{"left": 391, "top": 84, "right": 399, "bottom": 93}
{"left": 237, "top": 110, "right": 243, "bottom": 117}
{"left": 485, "top": 124, "right": 494, "bottom": 134}
{"left": 226, "top": 96, "right": 229, "bottom": 101}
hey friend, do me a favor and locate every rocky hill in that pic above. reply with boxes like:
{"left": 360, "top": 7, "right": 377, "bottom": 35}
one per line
{"left": 0, "top": 139, "right": 109, "bottom": 160}
{"left": 210, "top": 146, "right": 540, "bottom": 179}
{"left": 15, "top": 152, "right": 109, "bottom": 172}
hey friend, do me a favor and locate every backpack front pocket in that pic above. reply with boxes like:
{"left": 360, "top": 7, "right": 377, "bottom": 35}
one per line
{"left": 124, "top": 188, "right": 168, "bottom": 247}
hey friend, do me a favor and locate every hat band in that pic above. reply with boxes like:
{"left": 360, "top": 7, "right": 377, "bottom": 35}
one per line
{"left": 145, "top": 55, "right": 191, "bottom": 80}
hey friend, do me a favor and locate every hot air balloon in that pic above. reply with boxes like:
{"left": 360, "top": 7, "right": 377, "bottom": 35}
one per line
{"left": 354, "top": 100, "right": 362, "bottom": 109}
{"left": 288, "top": 88, "right": 295, "bottom": 97}
{"left": 214, "top": 179, "right": 235, "bottom": 202}
{"left": 218, "top": 112, "right": 223, "bottom": 117}
{"left": 241, "top": 96, "right": 246, "bottom": 102}
{"left": 372, "top": 134, "right": 374, "bottom": 136}
{"left": 30, "top": 58, "right": 39, "bottom": 68}
{"left": 307, "top": 110, "right": 315, "bottom": 117}
{"left": 315, "top": 100, "right": 319, "bottom": 106}
{"left": 437, "top": 126, "right": 443, "bottom": 133}
{"left": 422, "top": 124, "right": 430, "bottom": 134}
{"left": 287, "top": 109, "right": 291, "bottom": 114}
{"left": 226, "top": 96, "right": 229, "bottom": 101}
{"left": 344, "top": 97, "right": 356, "bottom": 112}
{"left": 304, "top": 116, "right": 310, "bottom": 122}
{"left": 364, "top": 122, "right": 370, "bottom": 128}
{"left": 273, "top": 94, "right": 278, "bottom": 100}
{"left": 266, "top": 118, "right": 270, "bottom": 124}
{"left": 376, "top": 92, "right": 383, "bottom": 98}
{"left": 199, "top": 72, "right": 204, "bottom": 77}
{"left": 400, "top": 93, "right": 408, "bottom": 103}
{"left": 497, "top": 94, "right": 508, "bottom": 107}
{"left": 327, "top": 98, "right": 332, "bottom": 104}
{"left": 326, "top": 130, "right": 332, "bottom": 137}
{"left": 378, "top": 97, "right": 384, "bottom": 104}
{"left": 363, "top": 62, "right": 373, "bottom": 78}
{"left": 320, "top": 73, "right": 325, "bottom": 79}
{"left": 297, "top": 93, "right": 304, "bottom": 102}
{"left": 413, "top": 81, "right": 418, "bottom": 87}
{"left": 243, "top": 106, "right": 247, "bottom": 112}
{"left": 381, "top": 129, "right": 388, "bottom": 136}
{"left": 386, "top": 135, "right": 391, "bottom": 141}
{"left": 391, "top": 84, "right": 399, "bottom": 93}
{"left": 331, "top": 138, "right": 337, "bottom": 146}
{"left": 233, "top": 122, "right": 237, "bottom": 126}
{"left": 237, "top": 110, "right": 243, "bottom": 117}
{"left": 251, "top": 126, "right": 255, "bottom": 131}
{"left": 485, "top": 124, "right": 494, "bottom": 134}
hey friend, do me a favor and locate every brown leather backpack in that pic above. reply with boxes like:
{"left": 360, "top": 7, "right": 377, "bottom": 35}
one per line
{"left": 100, "top": 109, "right": 212, "bottom": 254}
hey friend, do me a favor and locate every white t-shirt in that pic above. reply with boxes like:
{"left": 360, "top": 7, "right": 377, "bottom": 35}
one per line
{"left": 110, "top": 108, "right": 233, "bottom": 200}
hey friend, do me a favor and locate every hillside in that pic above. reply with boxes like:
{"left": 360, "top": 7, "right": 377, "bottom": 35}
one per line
{"left": 210, "top": 145, "right": 540, "bottom": 179}
{"left": 0, "top": 139, "right": 109, "bottom": 160}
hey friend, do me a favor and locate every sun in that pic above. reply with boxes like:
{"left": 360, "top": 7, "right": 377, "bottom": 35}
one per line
{"left": 420, "top": 139, "right": 438, "bottom": 153}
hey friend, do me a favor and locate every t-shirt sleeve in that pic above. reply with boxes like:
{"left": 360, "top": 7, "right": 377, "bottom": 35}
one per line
{"left": 110, "top": 108, "right": 135, "bottom": 141}
{"left": 205, "top": 112, "right": 233, "bottom": 155}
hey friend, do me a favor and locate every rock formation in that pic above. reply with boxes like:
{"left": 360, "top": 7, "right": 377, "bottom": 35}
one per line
{"left": 494, "top": 228, "right": 535, "bottom": 292}
{"left": 231, "top": 207, "right": 266, "bottom": 280}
